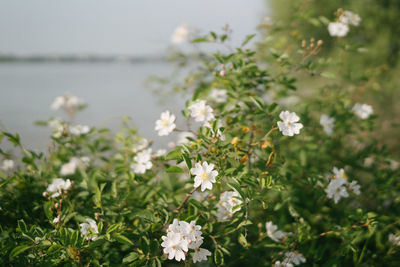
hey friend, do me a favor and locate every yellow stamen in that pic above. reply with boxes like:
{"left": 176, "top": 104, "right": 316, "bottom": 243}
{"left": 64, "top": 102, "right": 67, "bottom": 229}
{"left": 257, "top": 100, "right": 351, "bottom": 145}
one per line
{"left": 201, "top": 172, "right": 209, "bottom": 180}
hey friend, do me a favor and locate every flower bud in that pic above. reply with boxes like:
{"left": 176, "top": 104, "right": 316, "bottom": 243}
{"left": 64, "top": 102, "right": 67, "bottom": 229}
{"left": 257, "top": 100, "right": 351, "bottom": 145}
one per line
{"left": 42, "top": 192, "right": 49, "bottom": 198}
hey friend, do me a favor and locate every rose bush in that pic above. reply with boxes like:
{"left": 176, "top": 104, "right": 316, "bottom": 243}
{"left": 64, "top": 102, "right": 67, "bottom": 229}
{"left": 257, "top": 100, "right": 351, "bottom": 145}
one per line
{"left": 1, "top": 8, "right": 400, "bottom": 266}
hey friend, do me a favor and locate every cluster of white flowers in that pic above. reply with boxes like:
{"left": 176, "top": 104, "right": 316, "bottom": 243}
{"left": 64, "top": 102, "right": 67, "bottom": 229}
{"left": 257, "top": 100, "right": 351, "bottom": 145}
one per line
{"left": 389, "top": 233, "right": 400, "bottom": 246}
{"left": 171, "top": 24, "right": 190, "bottom": 44}
{"left": 328, "top": 10, "right": 361, "bottom": 37}
{"left": 320, "top": 114, "right": 335, "bottom": 136}
{"left": 216, "top": 191, "right": 242, "bottom": 221}
{"left": 155, "top": 110, "right": 176, "bottom": 136}
{"left": 48, "top": 118, "right": 65, "bottom": 138}
{"left": 326, "top": 167, "right": 361, "bottom": 203}
{"left": 131, "top": 148, "right": 153, "bottom": 174}
{"left": 209, "top": 88, "right": 228, "bottom": 103}
{"left": 69, "top": 124, "right": 90, "bottom": 136}
{"left": 161, "top": 219, "right": 211, "bottom": 263}
{"left": 51, "top": 94, "right": 85, "bottom": 113}
{"left": 266, "top": 221, "right": 291, "bottom": 242}
{"left": 190, "top": 161, "right": 218, "bottom": 191}
{"left": 277, "top": 111, "right": 303, "bottom": 136}
{"left": 44, "top": 178, "right": 72, "bottom": 198}
{"left": 80, "top": 218, "right": 99, "bottom": 241}
{"left": 60, "top": 157, "right": 90, "bottom": 176}
{"left": 339, "top": 11, "right": 361, "bottom": 26}
{"left": 275, "top": 251, "right": 306, "bottom": 267}
{"left": 1, "top": 159, "right": 14, "bottom": 171}
{"left": 352, "top": 103, "right": 373, "bottom": 119}
{"left": 188, "top": 100, "right": 215, "bottom": 125}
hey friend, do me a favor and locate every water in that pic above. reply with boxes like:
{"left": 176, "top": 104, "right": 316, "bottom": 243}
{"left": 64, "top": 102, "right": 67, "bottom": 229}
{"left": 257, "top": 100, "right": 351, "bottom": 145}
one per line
{"left": 0, "top": 62, "right": 187, "bottom": 151}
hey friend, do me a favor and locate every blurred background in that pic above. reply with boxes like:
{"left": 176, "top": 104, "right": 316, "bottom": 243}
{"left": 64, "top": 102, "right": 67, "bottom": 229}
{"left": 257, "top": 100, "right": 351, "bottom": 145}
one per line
{"left": 0, "top": 0, "right": 266, "bottom": 149}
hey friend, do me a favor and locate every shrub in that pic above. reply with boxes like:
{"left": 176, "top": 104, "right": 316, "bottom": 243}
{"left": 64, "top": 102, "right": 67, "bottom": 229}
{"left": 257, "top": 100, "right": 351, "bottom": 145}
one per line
{"left": 1, "top": 9, "right": 399, "bottom": 266}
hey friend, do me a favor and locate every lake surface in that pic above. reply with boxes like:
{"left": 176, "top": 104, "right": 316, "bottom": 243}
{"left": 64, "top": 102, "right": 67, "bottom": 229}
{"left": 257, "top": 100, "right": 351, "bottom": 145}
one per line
{"left": 0, "top": 62, "right": 187, "bottom": 151}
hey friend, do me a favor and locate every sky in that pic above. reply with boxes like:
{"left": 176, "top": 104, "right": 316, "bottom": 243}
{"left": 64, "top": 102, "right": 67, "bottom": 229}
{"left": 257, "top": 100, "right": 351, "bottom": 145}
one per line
{"left": 0, "top": 0, "right": 267, "bottom": 56}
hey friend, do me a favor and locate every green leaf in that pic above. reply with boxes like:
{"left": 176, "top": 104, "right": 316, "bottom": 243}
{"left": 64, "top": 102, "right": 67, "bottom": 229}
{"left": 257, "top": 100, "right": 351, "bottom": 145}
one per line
{"left": 268, "top": 103, "right": 279, "bottom": 113}
{"left": 182, "top": 152, "right": 192, "bottom": 170}
{"left": 165, "top": 150, "right": 182, "bottom": 161}
{"left": 114, "top": 233, "right": 134, "bottom": 246}
{"left": 122, "top": 252, "right": 139, "bottom": 264}
{"left": 238, "top": 233, "right": 248, "bottom": 247}
{"left": 17, "top": 219, "right": 28, "bottom": 233}
{"left": 241, "top": 34, "right": 256, "bottom": 47}
{"left": 10, "top": 245, "right": 31, "bottom": 259}
{"left": 70, "top": 230, "right": 79, "bottom": 246}
{"left": 166, "top": 166, "right": 184, "bottom": 173}
{"left": 214, "top": 248, "right": 224, "bottom": 266}
{"left": 320, "top": 72, "right": 336, "bottom": 79}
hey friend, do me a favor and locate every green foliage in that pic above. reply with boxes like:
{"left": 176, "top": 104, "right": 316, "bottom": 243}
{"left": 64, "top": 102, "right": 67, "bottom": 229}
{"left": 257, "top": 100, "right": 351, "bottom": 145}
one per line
{"left": 1, "top": 15, "right": 400, "bottom": 266}
{"left": 267, "top": 0, "right": 400, "bottom": 155}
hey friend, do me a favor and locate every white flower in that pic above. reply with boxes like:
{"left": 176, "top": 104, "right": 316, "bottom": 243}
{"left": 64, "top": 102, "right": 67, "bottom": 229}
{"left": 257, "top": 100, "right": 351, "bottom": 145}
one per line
{"left": 79, "top": 156, "right": 90, "bottom": 166}
{"left": 320, "top": 114, "right": 335, "bottom": 135}
{"left": 60, "top": 159, "right": 78, "bottom": 176}
{"left": 274, "top": 260, "right": 294, "bottom": 267}
{"left": 339, "top": 11, "right": 361, "bottom": 26}
{"left": 80, "top": 218, "right": 99, "bottom": 241}
{"left": 52, "top": 217, "right": 60, "bottom": 224}
{"left": 327, "top": 177, "right": 348, "bottom": 203}
{"left": 154, "top": 149, "right": 167, "bottom": 157}
{"left": 70, "top": 124, "right": 90, "bottom": 135}
{"left": 188, "top": 100, "right": 215, "bottom": 123}
{"left": 349, "top": 180, "right": 361, "bottom": 195}
{"left": 216, "top": 204, "right": 232, "bottom": 222}
{"left": 266, "top": 221, "right": 290, "bottom": 242}
{"left": 209, "top": 89, "right": 228, "bottom": 103}
{"left": 190, "top": 162, "right": 218, "bottom": 191}
{"left": 176, "top": 131, "right": 196, "bottom": 146}
{"left": 388, "top": 159, "right": 400, "bottom": 170}
{"left": 389, "top": 234, "right": 400, "bottom": 246}
{"left": 161, "top": 231, "right": 188, "bottom": 261}
{"left": 332, "top": 167, "right": 348, "bottom": 180}
{"left": 131, "top": 148, "right": 153, "bottom": 174}
{"left": 216, "top": 191, "right": 242, "bottom": 221}
{"left": 155, "top": 110, "right": 176, "bottom": 136}
{"left": 49, "top": 118, "right": 65, "bottom": 138}
{"left": 1, "top": 159, "right": 14, "bottom": 171}
{"left": 51, "top": 96, "right": 65, "bottom": 110}
{"left": 132, "top": 138, "right": 149, "bottom": 153}
{"left": 352, "top": 103, "right": 373, "bottom": 119}
{"left": 179, "top": 221, "right": 202, "bottom": 242}
{"left": 193, "top": 247, "right": 211, "bottom": 263}
{"left": 167, "top": 218, "right": 181, "bottom": 233}
{"left": 277, "top": 111, "right": 303, "bottom": 136}
{"left": 51, "top": 94, "right": 84, "bottom": 112}
{"left": 328, "top": 22, "right": 349, "bottom": 37}
{"left": 364, "top": 156, "right": 375, "bottom": 167}
{"left": 284, "top": 252, "right": 306, "bottom": 266}
{"left": 46, "top": 178, "right": 72, "bottom": 198}
{"left": 191, "top": 191, "right": 209, "bottom": 202}
{"left": 171, "top": 24, "right": 189, "bottom": 44}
